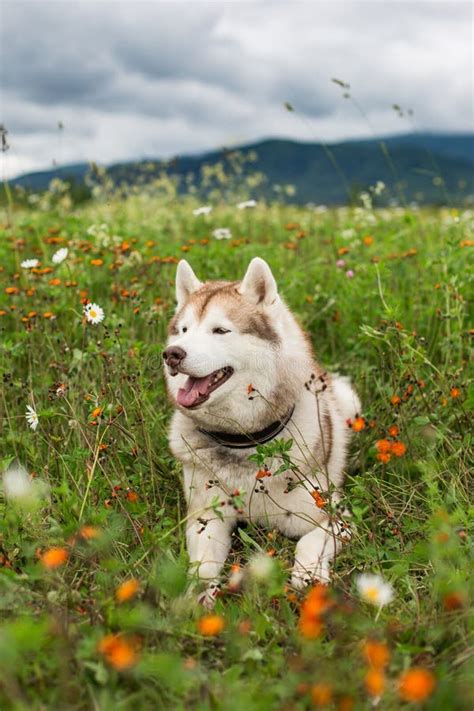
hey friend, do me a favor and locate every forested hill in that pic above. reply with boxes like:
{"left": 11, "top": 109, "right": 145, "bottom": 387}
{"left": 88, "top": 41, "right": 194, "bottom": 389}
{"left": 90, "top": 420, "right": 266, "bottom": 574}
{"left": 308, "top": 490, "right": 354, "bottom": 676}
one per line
{"left": 11, "top": 132, "right": 474, "bottom": 204}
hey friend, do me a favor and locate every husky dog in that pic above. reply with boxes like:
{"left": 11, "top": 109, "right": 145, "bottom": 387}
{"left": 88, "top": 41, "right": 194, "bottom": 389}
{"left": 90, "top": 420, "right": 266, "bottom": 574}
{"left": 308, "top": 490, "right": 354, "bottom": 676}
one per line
{"left": 164, "top": 258, "right": 360, "bottom": 605}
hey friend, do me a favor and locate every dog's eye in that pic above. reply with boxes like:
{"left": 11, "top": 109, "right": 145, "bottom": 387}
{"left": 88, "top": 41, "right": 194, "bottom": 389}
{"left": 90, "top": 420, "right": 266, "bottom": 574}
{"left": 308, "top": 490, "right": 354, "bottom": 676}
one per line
{"left": 212, "top": 327, "right": 231, "bottom": 335}
{"left": 182, "top": 326, "right": 187, "bottom": 333}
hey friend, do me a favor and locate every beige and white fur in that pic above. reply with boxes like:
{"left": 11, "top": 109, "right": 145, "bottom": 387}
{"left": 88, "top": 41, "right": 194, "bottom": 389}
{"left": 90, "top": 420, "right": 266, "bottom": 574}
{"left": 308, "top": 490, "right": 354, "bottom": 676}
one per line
{"left": 164, "top": 258, "right": 360, "bottom": 605}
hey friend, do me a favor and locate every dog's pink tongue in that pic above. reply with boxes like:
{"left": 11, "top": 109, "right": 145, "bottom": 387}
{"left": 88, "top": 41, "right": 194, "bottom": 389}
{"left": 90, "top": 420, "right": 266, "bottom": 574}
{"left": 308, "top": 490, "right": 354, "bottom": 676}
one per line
{"left": 177, "top": 374, "right": 213, "bottom": 407}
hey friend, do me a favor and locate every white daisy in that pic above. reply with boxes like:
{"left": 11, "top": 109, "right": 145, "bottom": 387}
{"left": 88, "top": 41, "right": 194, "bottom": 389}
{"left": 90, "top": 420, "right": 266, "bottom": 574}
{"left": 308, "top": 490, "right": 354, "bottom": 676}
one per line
{"left": 52, "top": 247, "right": 68, "bottom": 264}
{"left": 212, "top": 228, "right": 232, "bottom": 240}
{"left": 356, "top": 573, "right": 394, "bottom": 607}
{"left": 25, "top": 405, "right": 39, "bottom": 431}
{"left": 21, "top": 259, "right": 39, "bottom": 269}
{"left": 248, "top": 552, "right": 275, "bottom": 581}
{"left": 3, "top": 464, "right": 33, "bottom": 501}
{"left": 84, "top": 302, "right": 105, "bottom": 325}
{"left": 193, "top": 205, "right": 212, "bottom": 216}
{"left": 341, "top": 228, "right": 356, "bottom": 240}
{"left": 2, "top": 463, "right": 49, "bottom": 506}
{"left": 237, "top": 200, "right": 257, "bottom": 210}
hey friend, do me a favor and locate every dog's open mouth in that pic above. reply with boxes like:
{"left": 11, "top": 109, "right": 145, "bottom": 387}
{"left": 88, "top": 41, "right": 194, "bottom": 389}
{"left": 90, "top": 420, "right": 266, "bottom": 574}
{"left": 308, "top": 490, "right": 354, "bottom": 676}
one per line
{"left": 177, "top": 367, "right": 234, "bottom": 408}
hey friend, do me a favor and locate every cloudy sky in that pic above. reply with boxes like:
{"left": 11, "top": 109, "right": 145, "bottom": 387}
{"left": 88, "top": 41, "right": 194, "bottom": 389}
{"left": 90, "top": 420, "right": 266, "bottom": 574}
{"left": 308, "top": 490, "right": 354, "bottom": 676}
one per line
{"left": 1, "top": 0, "right": 472, "bottom": 178}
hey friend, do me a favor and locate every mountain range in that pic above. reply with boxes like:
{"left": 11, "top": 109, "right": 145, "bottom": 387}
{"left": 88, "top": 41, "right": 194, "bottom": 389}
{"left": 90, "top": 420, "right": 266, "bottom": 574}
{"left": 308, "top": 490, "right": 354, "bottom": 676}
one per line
{"left": 10, "top": 132, "right": 474, "bottom": 205}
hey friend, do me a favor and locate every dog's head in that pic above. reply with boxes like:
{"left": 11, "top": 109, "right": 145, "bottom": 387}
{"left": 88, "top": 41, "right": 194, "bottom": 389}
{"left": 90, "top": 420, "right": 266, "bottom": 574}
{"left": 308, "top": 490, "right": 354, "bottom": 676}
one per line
{"left": 163, "top": 258, "right": 304, "bottom": 429}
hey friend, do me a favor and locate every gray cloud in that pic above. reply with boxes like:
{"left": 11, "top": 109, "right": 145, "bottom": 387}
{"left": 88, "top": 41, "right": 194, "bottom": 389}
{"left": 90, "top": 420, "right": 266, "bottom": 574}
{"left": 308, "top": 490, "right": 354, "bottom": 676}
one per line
{"left": 1, "top": 0, "right": 472, "bottom": 178}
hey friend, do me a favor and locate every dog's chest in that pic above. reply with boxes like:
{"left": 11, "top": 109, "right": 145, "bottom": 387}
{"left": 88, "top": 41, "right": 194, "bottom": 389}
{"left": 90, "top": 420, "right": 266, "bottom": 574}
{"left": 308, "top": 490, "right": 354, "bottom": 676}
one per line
{"left": 184, "top": 443, "right": 324, "bottom": 536}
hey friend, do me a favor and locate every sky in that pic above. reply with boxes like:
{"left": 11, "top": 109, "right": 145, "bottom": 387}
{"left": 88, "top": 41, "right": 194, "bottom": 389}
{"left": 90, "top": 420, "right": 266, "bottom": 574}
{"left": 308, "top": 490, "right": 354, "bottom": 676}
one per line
{"left": 1, "top": 0, "right": 472, "bottom": 179}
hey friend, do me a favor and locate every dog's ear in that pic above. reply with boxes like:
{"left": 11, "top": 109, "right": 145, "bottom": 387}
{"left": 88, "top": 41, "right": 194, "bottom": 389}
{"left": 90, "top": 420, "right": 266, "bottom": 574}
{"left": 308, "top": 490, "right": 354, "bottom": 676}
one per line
{"left": 239, "top": 258, "right": 278, "bottom": 306}
{"left": 176, "top": 260, "right": 202, "bottom": 307}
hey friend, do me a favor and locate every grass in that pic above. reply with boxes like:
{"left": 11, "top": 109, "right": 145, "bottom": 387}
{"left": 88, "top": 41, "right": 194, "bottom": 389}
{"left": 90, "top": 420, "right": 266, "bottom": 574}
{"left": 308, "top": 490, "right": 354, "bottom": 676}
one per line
{"left": 0, "top": 184, "right": 472, "bottom": 710}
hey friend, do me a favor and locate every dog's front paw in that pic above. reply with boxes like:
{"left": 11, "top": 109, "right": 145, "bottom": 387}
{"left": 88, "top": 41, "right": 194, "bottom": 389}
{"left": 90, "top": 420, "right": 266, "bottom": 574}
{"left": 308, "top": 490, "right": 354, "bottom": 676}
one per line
{"left": 291, "top": 562, "right": 330, "bottom": 590}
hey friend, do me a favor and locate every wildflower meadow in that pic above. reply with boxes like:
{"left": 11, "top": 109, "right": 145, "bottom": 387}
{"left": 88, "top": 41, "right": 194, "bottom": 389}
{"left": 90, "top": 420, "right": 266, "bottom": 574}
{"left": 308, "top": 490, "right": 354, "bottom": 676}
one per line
{"left": 0, "top": 172, "right": 472, "bottom": 710}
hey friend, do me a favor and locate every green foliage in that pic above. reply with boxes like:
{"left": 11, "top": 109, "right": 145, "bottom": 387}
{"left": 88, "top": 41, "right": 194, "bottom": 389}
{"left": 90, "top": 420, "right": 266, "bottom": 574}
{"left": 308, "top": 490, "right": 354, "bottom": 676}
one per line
{"left": 0, "top": 191, "right": 472, "bottom": 710}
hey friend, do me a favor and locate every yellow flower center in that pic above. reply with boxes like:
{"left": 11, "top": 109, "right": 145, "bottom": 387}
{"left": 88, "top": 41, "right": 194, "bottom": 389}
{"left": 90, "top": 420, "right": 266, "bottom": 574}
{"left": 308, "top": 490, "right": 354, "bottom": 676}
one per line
{"left": 90, "top": 309, "right": 97, "bottom": 318}
{"left": 365, "top": 587, "right": 380, "bottom": 602}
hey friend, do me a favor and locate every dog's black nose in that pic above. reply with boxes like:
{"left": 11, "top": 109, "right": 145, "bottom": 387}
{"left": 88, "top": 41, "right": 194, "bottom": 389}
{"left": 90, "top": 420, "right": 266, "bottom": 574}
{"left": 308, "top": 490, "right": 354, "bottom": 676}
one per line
{"left": 163, "top": 346, "right": 186, "bottom": 368}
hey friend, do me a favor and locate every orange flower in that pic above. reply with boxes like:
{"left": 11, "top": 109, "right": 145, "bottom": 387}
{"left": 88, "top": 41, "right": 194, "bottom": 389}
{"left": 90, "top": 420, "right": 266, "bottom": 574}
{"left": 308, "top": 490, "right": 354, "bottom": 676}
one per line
{"left": 79, "top": 525, "right": 101, "bottom": 540}
{"left": 91, "top": 406, "right": 103, "bottom": 419}
{"left": 302, "top": 585, "right": 331, "bottom": 617}
{"left": 363, "top": 235, "right": 374, "bottom": 246}
{"left": 397, "top": 668, "right": 436, "bottom": 702}
{"left": 296, "top": 682, "right": 310, "bottom": 696}
{"left": 238, "top": 619, "right": 252, "bottom": 636}
{"left": 388, "top": 425, "right": 399, "bottom": 437}
{"left": 390, "top": 394, "right": 401, "bottom": 406}
{"left": 256, "top": 469, "right": 270, "bottom": 479}
{"left": 450, "top": 387, "right": 461, "bottom": 399}
{"left": 376, "top": 439, "right": 391, "bottom": 454}
{"left": 298, "top": 615, "right": 323, "bottom": 639}
{"left": 351, "top": 417, "right": 366, "bottom": 432}
{"left": 311, "top": 490, "right": 326, "bottom": 508}
{"left": 43, "top": 312, "right": 55, "bottom": 319}
{"left": 198, "top": 614, "right": 225, "bottom": 636}
{"left": 310, "top": 683, "right": 333, "bottom": 706}
{"left": 183, "top": 656, "right": 197, "bottom": 669}
{"left": 284, "top": 242, "right": 297, "bottom": 250}
{"left": 442, "top": 592, "right": 465, "bottom": 611}
{"left": 98, "top": 634, "right": 139, "bottom": 670}
{"left": 363, "top": 639, "right": 390, "bottom": 669}
{"left": 337, "top": 696, "right": 354, "bottom": 711}
{"left": 247, "top": 383, "right": 255, "bottom": 394}
{"left": 40, "top": 547, "right": 68, "bottom": 569}
{"left": 116, "top": 578, "right": 140, "bottom": 603}
{"left": 90, "top": 258, "right": 104, "bottom": 266}
{"left": 390, "top": 441, "right": 406, "bottom": 457}
{"left": 5, "top": 286, "right": 20, "bottom": 295}
{"left": 364, "top": 668, "right": 385, "bottom": 698}
{"left": 338, "top": 246, "right": 349, "bottom": 255}
{"left": 299, "top": 584, "right": 329, "bottom": 639}
{"left": 377, "top": 452, "right": 391, "bottom": 464}
{"left": 126, "top": 490, "right": 138, "bottom": 502}
{"left": 49, "top": 278, "right": 61, "bottom": 286}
